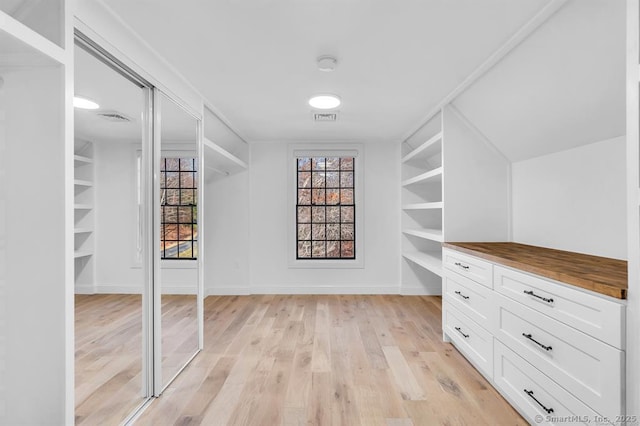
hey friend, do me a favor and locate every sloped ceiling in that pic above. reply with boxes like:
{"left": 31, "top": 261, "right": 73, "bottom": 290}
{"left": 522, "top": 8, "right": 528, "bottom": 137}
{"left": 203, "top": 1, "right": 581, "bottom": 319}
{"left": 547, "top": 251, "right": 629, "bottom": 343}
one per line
{"left": 452, "top": 0, "right": 625, "bottom": 162}
{"left": 99, "top": 0, "right": 551, "bottom": 143}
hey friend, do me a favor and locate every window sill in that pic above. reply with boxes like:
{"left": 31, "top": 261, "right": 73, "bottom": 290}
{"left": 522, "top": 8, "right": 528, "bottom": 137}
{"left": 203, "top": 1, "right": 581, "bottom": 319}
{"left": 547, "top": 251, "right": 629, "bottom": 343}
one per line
{"left": 131, "top": 260, "right": 198, "bottom": 269}
{"left": 288, "top": 258, "right": 364, "bottom": 269}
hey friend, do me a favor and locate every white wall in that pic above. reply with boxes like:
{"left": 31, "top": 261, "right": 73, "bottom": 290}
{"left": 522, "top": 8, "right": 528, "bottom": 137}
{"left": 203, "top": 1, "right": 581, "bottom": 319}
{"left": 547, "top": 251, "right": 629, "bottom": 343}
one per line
{"left": 2, "top": 68, "right": 68, "bottom": 424}
{"left": 249, "top": 141, "right": 400, "bottom": 293}
{"left": 512, "top": 136, "right": 627, "bottom": 259}
{"left": 204, "top": 170, "right": 250, "bottom": 295}
{"left": 92, "top": 141, "right": 197, "bottom": 294}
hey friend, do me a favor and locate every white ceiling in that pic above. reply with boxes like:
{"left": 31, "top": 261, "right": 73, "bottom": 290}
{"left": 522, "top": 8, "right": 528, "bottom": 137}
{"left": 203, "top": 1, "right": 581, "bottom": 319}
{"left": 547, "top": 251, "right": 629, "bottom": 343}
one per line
{"left": 93, "top": 0, "right": 626, "bottom": 162}
{"left": 452, "top": 0, "right": 626, "bottom": 162}
{"left": 99, "top": 0, "right": 552, "bottom": 144}
{"left": 75, "top": 44, "right": 198, "bottom": 144}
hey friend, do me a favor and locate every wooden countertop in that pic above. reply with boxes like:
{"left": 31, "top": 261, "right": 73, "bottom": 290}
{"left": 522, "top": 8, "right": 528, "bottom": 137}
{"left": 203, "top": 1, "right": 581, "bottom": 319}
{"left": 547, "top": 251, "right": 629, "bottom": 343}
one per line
{"left": 442, "top": 242, "right": 628, "bottom": 299}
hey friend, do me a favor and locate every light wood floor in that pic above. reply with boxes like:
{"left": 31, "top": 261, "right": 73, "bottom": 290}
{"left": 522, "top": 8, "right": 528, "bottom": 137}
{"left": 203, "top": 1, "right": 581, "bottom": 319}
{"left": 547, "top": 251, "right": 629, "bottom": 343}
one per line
{"left": 75, "top": 294, "right": 144, "bottom": 425}
{"left": 136, "top": 295, "right": 526, "bottom": 426}
{"left": 75, "top": 294, "right": 199, "bottom": 425}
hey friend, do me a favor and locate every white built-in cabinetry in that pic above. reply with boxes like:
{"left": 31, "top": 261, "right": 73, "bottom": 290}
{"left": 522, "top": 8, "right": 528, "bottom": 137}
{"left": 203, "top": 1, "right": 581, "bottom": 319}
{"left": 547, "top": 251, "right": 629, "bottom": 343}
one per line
{"left": 74, "top": 140, "right": 94, "bottom": 289}
{"left": 443, "top": 246, "right": 626, "bottom": 425}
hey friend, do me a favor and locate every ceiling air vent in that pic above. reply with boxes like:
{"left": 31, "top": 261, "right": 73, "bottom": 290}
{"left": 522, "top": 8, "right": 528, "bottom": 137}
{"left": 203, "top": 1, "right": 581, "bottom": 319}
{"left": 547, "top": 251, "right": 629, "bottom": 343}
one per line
{"left": 313, "top": 112, "right": 338, "bottom": 122}
{"left": 96, "top": 110, "right": 133, "bottom": 123}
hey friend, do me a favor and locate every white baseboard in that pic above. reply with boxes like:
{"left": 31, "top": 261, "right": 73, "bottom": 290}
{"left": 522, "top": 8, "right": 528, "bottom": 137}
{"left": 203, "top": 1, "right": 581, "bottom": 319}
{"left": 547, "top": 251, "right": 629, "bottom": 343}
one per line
{"left": 74, "top": 284, "right": 95, "bottom": 294}
{"left": 400, "top": 287, "right": 443, "bottom": 296}
{"left": 75, "top": 284, "right": 197, "bottom": 295}
{"left": 205, "top": 287, "right": 251, "bottom": 296}
{"left": 220, "top": 284, "right": 400, "bottom": 295}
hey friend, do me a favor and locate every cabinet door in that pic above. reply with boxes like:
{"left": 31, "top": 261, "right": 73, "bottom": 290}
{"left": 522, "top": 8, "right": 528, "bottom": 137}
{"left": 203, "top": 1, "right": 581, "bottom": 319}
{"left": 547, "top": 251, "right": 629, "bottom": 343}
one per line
{"left": 443, "top": 302, "right": 493, "bottom": 379}
{"left": 494, "top": 341, "right": 601, "bottom": 425}
{"left": 495, "top": 293, "right": 623, "bottom": 419}
{"left": 494, "top": 265, "right": 625, "bottom": 349}
{"left": 443, "top": 249, "right": 493, "bottom": 288}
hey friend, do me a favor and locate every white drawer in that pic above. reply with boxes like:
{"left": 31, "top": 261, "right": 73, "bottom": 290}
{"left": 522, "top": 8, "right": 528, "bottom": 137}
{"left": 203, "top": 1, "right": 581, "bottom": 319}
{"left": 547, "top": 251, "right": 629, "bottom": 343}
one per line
{"left": 444, "top": 271, "right": 495, "bottom": 332}
{"left": 443, "top": 302, "right": 493, "bottom": 379}
{"left": 443, "top": 248, "right": 493, "bottom": 288}
{"left": 494, "top": 340, "right": 604, "bottom": 426}
{"left": 494, "top": 265, "right": 625, "bottom": 349}
{"left": 495, "top": 293, "right": 623, "bottom": 419}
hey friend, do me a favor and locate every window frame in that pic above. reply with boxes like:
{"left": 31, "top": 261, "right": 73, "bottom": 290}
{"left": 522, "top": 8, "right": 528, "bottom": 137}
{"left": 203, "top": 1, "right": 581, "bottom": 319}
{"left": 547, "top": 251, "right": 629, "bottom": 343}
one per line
{"left": 159, "top": 156, "right": 198, "bottom": 261}
{"left": 133, "top": 147, "right": 199, "bottom": 270}
{"left": 288, "top": 143, "right": 364, "bottom": 269}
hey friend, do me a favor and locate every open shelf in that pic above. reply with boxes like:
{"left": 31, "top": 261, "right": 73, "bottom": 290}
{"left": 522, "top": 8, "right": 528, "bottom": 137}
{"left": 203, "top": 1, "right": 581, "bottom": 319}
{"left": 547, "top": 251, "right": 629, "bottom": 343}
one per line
{"left": 402, "top": 132, "right": 443, "bottom": 164}
{"left": 402, "top": 202, "right": 443, "bottom": 210}
{"left": 402, "top": 228, "right": 444, "bottom": 242}
{"left": 74, "top": 251, "right": 93, "bottom": 259}
{"left": 74, "top": 154, "right": 93, "bottom": 165}
{"left": 74, "top": 203, "right": 93, "bottom": 210}
{"left": 74, "top": 179, "right": 93, "bottom": 187}
{"left": 0, "top": 11, "right": 65, "bottom": 68}
{"left": 402, "top": 251, "right": 443, "bottom": 277}
{"left": 402, "top": 167, "right": 443, "bottom": 187}
{"left": 74, "top": 228, "right": 92, "bottom": 234}
{"left": 204, "top": 137, "right": 247, "bottom": 174}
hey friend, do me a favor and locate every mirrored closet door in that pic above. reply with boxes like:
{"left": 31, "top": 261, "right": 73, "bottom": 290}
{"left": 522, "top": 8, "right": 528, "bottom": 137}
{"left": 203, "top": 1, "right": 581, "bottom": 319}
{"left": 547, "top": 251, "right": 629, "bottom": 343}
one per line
{"left": 74, "top": 38, "right": 153, "bottom": 425}
{"left": 74, "top": 36, "right": 203, "bottom": 423}
{"left": 154, "top": 91, "right": 202, "bottom": 393}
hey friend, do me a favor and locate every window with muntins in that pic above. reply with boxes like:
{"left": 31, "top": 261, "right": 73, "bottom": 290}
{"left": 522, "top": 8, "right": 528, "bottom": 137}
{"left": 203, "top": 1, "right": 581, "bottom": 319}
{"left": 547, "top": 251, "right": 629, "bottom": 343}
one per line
{"left": 160, "top": 157, "right": 198, "bottom": 259}
{"left": 296, "top": 156, "right": 355, "bottom": 259}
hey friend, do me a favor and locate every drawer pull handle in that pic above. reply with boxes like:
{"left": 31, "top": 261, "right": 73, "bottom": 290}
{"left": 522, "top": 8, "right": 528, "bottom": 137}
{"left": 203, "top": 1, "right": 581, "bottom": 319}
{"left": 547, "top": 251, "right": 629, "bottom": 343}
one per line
{"left": 454, "top": 326, "right": 469, "bottom": 338}
{"left": 522, "top": 333, "right": 552, "bottom": 351}
{"left": 523, "top": 290, "right": 554, "bottom": 304}
{"left": 524, "top": 389, "right": 554, "bottom": 414}
{"left": 454, "top": 262, "right": 470, "bottom": 270}
{"left": 454, "top": 290, "right": 470, "bottom": 300}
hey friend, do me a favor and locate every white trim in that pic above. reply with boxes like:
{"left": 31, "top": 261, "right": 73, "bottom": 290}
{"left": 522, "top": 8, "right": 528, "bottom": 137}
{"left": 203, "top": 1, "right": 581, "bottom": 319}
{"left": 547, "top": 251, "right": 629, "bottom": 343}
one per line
{"left": 244, "top": 285, "right": 399, "bottom": 295}
{"left": 77, "top": 284, "right": 198, "bottom": 295}
{"left": 287, "top": 143, "right": 365, "bottom": 269}
{"left": 205, "top": 287, "right": 251, "bottom": 296}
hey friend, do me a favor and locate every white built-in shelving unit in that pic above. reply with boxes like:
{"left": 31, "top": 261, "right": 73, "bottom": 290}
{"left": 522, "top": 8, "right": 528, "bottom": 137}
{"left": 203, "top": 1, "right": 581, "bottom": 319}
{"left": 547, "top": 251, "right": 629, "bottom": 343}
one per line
{"left": 203, "top": 106, "right": 249, "bottom": 181}
{"left": 203, "top": 136, "right": 248, "bottom": 181}
{"left": 74, "top": 141, "right": 95, "bottom": 290}
{"left": 400, "top": 105, "right": 511, "bottom": 295}
{"left": 401, "top": 112, "right": 444, "bottom": 294}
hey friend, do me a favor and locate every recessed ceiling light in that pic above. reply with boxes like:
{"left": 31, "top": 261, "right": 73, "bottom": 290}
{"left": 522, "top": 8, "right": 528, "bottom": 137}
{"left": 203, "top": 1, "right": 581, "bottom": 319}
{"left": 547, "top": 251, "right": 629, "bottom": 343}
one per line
{"left": 309, "top": 95, "right": 341, "bottom": 110}
{"left": 73, "top": 96, "right": 100, "bottom": 110}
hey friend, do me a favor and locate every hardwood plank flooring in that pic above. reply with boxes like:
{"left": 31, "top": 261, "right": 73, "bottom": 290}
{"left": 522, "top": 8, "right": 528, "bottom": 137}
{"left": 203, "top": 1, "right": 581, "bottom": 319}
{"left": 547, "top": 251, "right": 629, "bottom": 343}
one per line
{"left": 75, "top": 294, "right": 144, "bottom": 426}
{"left": 76, "top": 294, "right": 199, "bottom": 425}
{"left": 136, "top": 295, "right": 526, "bottom": 426}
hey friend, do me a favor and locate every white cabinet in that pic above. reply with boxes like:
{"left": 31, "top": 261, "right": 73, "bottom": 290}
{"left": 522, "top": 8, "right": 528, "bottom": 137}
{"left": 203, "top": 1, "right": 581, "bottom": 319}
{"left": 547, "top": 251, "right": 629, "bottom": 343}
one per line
{"left": 442, "top": 245, "right": 626, "bottom": 425}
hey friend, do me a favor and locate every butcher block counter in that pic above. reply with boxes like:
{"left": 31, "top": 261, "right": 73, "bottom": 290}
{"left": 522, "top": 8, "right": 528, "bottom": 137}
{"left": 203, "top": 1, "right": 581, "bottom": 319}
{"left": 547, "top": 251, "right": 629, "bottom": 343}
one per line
{"left": 442, "top": 242, "right": 627, "bottom": 299}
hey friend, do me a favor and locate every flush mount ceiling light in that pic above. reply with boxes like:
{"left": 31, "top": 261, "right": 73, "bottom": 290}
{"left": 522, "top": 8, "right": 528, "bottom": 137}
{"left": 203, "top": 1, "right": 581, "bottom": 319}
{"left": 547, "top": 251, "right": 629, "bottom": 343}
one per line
{"left": 73, "top": 96, "right": 100, "bottom": 110}
{"left": 309, "top": 94, "right": 341, "bottom": 110}
{"left": 317, "top": 55, "right": 337, "bottom": 72}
